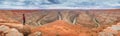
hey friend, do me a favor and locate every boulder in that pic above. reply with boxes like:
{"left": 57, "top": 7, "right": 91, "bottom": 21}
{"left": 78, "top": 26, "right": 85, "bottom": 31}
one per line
{"left": 103, "top": 27, "right": 118, "bottom": 34}
{"left": 6, "top": 28, "right": 23, "bottom": 36}
{"left": 98, "top": 32, "right": 113, "bottom": 36}
{"left": 28, "top": 32, "right": 42, "bottom": 36}
{"left": 0, "top": 25, "right": 10, "bottom": 33}
{"left": 111, "top": 25, "right": 120, "bottom": 31}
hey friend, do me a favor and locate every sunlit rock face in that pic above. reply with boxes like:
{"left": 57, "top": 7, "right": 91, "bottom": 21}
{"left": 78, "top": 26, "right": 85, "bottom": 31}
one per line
{"left": 0, "top": 0, "right": 120, "bottom": 9}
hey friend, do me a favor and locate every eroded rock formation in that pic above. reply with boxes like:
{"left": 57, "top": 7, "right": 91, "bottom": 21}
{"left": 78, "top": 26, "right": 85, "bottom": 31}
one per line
{"left": 0, "top": 9, "right": 120, "bottom": 36}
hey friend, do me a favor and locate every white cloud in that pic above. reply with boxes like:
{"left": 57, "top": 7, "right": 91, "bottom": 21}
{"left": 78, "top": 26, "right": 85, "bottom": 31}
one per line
{"left": 0, "top": 0, "right": 119, "bottom": 9}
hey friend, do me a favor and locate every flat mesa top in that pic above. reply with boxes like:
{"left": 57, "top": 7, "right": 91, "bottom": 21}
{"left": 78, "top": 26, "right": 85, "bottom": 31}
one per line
{"left": 0, "top": 0, "right": 120, "bottom": 9}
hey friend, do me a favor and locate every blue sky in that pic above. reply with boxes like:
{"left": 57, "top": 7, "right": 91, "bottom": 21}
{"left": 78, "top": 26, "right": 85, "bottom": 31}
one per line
{"left": 0, "top": 0, "right": 120, "bottom": 9}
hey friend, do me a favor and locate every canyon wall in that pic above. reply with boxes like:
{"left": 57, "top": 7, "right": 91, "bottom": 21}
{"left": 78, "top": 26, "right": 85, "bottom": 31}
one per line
{"left": 0, "top": 9, "right": 120, "bottom": 28}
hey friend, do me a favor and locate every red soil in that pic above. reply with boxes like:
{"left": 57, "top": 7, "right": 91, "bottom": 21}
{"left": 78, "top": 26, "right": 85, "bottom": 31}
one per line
{"left": 32, "top": 20, "right": 97, "bottom": 36}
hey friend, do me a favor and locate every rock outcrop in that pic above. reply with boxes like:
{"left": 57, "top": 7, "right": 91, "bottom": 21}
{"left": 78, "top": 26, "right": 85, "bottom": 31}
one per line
{"left": 28, "top": 32, "right": 42, "bottom": 36}
{"left": 98, "top": 22, "right": 120, "bottom": 36}
{"left": 0, "top": 25, "right": 24, "bottom": 36}
{"left": 6, "top": 28, "right": 23, "bottom": 36}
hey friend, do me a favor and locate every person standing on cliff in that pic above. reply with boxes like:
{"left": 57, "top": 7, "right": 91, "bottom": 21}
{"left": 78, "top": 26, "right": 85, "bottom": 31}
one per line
{"left": 23, "top": 14, "right": 26, "bottom": 25}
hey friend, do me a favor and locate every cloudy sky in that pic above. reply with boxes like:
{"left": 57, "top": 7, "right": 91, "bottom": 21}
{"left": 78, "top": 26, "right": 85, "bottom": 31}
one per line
{"left": 0, "top": 0, "right": 120, "bottom": 9}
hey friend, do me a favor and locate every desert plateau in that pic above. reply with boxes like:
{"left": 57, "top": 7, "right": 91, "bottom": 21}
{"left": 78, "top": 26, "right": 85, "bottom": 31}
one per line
{"left": 0, "top": 9, "right": 120, "bottom": 36}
